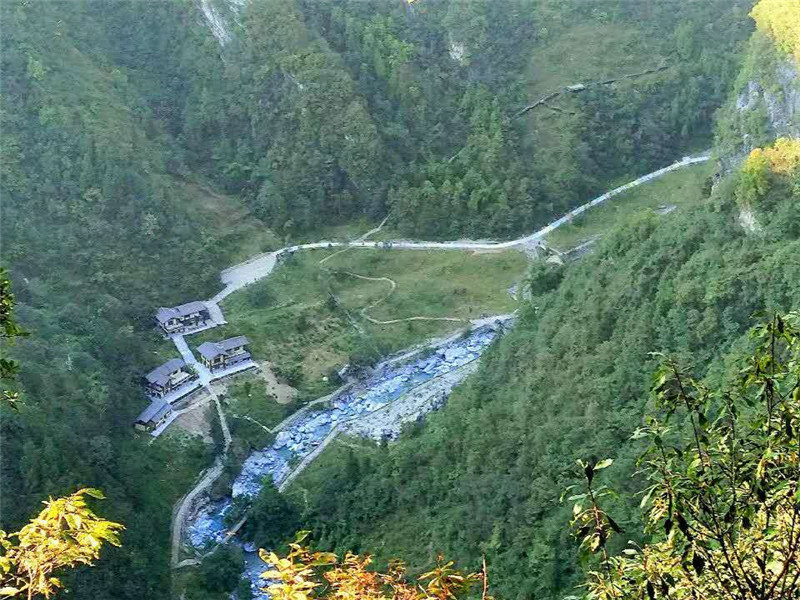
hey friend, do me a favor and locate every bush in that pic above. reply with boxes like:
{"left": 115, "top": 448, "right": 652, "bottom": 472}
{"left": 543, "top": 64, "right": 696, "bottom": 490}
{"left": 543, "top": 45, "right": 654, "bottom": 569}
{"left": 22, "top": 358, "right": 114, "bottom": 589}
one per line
{"left": 569, "top": 314, "right": 800, "bottom": 600}
{"left": 199, "top": 546, "right": 244, "bottom": 593}
{"left": 528, "top": 262, "right": 564, "bottom": 296}
{"left": 244, "top": 484, "right": 300, "bottom": 550}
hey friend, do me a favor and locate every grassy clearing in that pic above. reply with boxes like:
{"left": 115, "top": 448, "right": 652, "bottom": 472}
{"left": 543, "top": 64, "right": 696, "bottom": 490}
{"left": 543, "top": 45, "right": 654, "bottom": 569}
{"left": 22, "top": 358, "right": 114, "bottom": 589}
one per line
{"left": 193, "top": 249, "right": 528, "bottom": 399}
{"left": 326, "top": 249, "right": 525, "bottom": 321}
{"left": 222, "top": 377, "right": 304, "bottom": 449}
{"left": 544, "top": 161, "right": 714, "bottom": 251}
{"left": 284, "top": 436, "right": 382, "bottom": 497}
{"left": 517, "top": 20, "right": 671, "bottom": 182}
{"left": 524, "top": 22, "right": 661, "bottom": 101}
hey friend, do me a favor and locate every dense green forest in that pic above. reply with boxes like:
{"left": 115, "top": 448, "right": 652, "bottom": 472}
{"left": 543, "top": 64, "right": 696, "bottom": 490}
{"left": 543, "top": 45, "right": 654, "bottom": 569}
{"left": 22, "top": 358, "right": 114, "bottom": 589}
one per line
{"left": 0, "top": 0, "right": 767, "bottom": 598}
{"left": 1, "top": 2, "right": 241, "bottom": 597}
{"left": 187, "top": 0, "right": 752, "bottom": 238}
{"left": 287, "top": 153, "right": 800, "bottom": 599}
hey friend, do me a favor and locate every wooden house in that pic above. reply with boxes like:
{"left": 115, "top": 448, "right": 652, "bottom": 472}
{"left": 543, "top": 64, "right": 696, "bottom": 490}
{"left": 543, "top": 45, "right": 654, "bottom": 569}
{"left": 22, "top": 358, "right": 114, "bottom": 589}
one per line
{"left": 197, "top": 336, "right": 251, "bottom": 371}
{"left": 142, "top": 358, "right": 197, "bottom": 398}
{"left": 134, "top": 398, "right": 173, "bottom": 432}
{"left": 155, "top": 301, "right": 211, "bottom": 334}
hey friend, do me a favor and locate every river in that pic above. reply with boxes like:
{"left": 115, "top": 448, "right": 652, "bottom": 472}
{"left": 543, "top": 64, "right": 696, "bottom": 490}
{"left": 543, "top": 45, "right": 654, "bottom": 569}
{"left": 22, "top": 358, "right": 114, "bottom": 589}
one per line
{"left": 184, "top": 320, "right": 511, "bottom": 597}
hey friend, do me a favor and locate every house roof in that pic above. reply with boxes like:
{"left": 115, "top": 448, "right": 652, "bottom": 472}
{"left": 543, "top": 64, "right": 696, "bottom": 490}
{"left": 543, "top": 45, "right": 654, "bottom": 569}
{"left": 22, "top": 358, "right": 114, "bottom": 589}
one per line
{"left": 155, "top": 301, "right": 208, "bottom": 324}
{"left": 197, "top": 336, "right": 250, "bottom": 361}
{"left": 152, "top": 402, "right": 173, "bottom": 423}
{"left": 220, "top": 335, "right": 249, "bottom": 351}
{"left": 136, "top": 398, "right": 171, "bottom": 424}
{"left": 197, "top": 342, "right": 223, "bottom": 360}
{"left": 143, "top": 358, "right": 186, "bottom": 386}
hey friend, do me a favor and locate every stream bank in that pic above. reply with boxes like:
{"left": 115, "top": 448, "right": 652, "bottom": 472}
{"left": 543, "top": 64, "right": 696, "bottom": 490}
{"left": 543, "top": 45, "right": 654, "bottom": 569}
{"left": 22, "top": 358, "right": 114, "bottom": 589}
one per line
{"left": 182, "top": 319, "right": 512, "bottom": 596}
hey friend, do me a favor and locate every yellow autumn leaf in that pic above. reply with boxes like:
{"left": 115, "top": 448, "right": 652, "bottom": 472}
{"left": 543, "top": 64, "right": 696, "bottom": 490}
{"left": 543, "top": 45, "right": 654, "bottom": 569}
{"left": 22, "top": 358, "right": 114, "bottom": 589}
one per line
{"left": 743, "top": 138, "right": 800, "bottom": 177}
{"left": 751, "top": 0, "right": 800, "bottom": 64}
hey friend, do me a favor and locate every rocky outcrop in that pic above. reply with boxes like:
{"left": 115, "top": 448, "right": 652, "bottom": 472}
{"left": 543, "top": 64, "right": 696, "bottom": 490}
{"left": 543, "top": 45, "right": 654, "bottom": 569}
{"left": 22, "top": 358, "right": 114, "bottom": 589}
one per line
{"left": 448, "top": 40, "right": 467, "bottom": 65}
{"left": 763, "top": 61, "right": 800, "bottom": 137}
{"left": 718, "top": 34, "right": 800, "bottom": 172}
{"left": 735, "top": 60, "right": 800, "bottom": 150}
{"left": 714, "top": 33, "right": 799, "bottom": 232}
{"left": 197, "top": 0, "right": 245, "bottom": 46}
{"left": 737, "top": 206, "right": 763, "bottom": 234}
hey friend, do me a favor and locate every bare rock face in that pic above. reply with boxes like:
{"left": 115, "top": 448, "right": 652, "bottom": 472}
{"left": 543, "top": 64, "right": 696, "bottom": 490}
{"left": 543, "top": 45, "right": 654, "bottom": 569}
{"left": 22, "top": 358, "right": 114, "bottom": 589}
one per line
{"left": 736, "top": 80, "right": 763, "bottom": 113}
{"left": 767, "top": 62, "right": 800, "bottom": 136}
{"left": 449, "top": 40, "right": 467, "bottom": 65}
{"left": 737, "top": 206, "right": 762, "bottom": 235}
{"left": 725, "top": 56, "right": 798, "bottom": 235}
{"left": 737, "top": 60, "right": 800, "bottom": 139}
{"left": 198, "top": 0, "right": 246, "bottom": 46}
{"left": 718, "top": 52, "right": 800, "bottom": 179}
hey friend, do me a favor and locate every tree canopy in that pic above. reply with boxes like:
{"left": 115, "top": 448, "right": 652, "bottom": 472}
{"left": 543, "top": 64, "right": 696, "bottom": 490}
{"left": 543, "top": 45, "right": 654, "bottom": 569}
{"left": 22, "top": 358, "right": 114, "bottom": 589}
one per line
{"left": 284, "top": 142, "right": 800, "bottom": 599}
{"left": 751, "top": 0, "right": 800, "bottom": 64}
{"left": 0, "top": 488, "right": 123, "bottom": 599}
{"left": 260, "top": 532, "right": 486, "bottom": 600}
{"left": 569, "top": 314, "right": 800, "bottom": 600}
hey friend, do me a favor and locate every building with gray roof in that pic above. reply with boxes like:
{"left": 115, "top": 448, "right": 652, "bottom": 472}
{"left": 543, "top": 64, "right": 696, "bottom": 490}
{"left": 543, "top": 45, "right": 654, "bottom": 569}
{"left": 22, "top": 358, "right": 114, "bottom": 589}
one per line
{"left": 197, "top": 336, "right": 251, "bottom": 371}
{"left": 134, "top": 398, "right": 173, "bottom": 431}
{"left": 142, "top": 358, "right": 197, "bottom": 397}
{"left": 155, "top": 301, "right": 211, "bottom": 334}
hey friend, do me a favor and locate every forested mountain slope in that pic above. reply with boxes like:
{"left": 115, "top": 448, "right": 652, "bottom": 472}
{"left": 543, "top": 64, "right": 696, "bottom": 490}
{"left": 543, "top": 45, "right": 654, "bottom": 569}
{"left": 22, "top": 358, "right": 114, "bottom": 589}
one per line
{"left": 0, "top": 0, "right": 762, "bottom": 598}
{"left": 288, "top": 149, "right": 800, "bottom": 600}
{"left": 188, "top": 0, "right": 751, "bottom": 238}
{"left": 1, "top": 2, "right": 268, "bottom": 598}
{"left": 285, "top": 21, "right": 800, "bottom": 598}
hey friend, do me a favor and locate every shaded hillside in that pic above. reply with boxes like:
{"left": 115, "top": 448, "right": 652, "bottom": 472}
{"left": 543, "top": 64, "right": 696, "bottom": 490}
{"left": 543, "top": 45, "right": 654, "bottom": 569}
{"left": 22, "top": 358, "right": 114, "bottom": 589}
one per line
{"left": 287, "top": 143, "right": 800, "bottom": 600}
{"left": 0, "top": 2, "right": 271, "bottom": 598}
{"left": 186, "top": 0, "right": 752, "bottom": 238}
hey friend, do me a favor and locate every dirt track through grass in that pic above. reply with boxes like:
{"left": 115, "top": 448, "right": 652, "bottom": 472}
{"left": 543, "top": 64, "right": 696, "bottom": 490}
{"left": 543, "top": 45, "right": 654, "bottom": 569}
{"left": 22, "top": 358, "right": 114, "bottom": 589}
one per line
{"left": 338, "top": 271, "right": 467, "bottom": 325}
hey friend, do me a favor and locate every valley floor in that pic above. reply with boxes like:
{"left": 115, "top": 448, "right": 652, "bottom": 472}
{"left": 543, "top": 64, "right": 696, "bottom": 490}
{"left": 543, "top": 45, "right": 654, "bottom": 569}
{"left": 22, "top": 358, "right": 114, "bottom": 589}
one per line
{"left": 154, "top": 151, "right": 713, "bottom": 597}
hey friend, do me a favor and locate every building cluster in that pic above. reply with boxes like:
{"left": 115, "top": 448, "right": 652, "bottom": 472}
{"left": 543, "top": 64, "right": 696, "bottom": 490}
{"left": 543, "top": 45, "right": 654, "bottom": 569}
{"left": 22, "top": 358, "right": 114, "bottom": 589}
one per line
{"left": 134, "top": 300, "right": 254, "bottom": 433}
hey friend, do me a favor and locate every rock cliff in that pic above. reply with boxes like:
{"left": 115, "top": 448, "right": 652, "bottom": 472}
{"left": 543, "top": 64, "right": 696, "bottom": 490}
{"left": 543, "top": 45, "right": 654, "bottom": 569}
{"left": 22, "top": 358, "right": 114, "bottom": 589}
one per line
{"left": 717, "top": 33, "right": 800, "bottom": 170}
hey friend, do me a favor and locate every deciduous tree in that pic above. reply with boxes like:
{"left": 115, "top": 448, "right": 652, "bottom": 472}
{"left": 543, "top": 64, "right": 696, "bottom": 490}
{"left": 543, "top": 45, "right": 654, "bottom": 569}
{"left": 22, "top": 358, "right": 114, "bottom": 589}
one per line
{"left": 568, "top": 313, "right": 800, "bottom": 600}
{"left": 0, "top": 488, "right": 123, "bottom": 599}
{"left": 261, "top": 532, "right": 487, "bottom": 600}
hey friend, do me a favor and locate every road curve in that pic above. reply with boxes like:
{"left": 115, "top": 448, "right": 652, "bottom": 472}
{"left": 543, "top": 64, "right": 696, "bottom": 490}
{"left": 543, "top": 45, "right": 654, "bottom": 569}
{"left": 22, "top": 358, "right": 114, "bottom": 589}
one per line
{"left": 216, "top": 152, "right": 711, "bottom": 299}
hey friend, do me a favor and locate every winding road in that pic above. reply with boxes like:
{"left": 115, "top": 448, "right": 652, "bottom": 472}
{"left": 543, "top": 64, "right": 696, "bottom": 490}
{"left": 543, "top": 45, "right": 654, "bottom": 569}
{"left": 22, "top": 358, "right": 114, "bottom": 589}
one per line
{"left": 169, "top": 150, "right": 711, "bottom": 568}
{"left": 215, "top": 152, "right": 710, "bottom": 303}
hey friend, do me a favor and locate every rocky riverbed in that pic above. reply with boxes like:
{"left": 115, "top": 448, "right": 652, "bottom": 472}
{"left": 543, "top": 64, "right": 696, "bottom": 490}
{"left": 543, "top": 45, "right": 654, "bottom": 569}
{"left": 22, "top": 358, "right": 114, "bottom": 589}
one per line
{"left": 185, "top": 320, "right": 511, "bottom": 597}
{"left": 230, "top": 322, "right": 505, "bottom": 500}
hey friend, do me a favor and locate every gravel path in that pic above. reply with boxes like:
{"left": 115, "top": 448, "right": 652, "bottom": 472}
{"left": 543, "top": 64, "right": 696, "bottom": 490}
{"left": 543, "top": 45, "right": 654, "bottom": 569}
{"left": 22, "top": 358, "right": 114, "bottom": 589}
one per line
{"left": 168, "top": 334, "right": 232, "bottom": 567}
{"left": 338, "top": 271, "right": 466, "bottom": 325}
{"left": 171, "top": 455, "right": 226, "bottom": 568}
